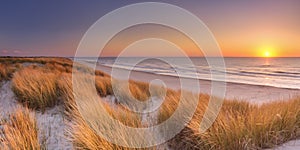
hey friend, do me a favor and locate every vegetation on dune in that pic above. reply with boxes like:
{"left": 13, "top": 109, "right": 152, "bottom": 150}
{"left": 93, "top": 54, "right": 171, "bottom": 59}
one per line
{"left": 0, "top": 57, "right": 109, "bottom": 78}
{"left": 4, "top": 57, "right": 108, "bottom": 110}
{"left": 57, "top": 74, "right": 149, "bottom": 149}
{"left": 0, "top": 107, "right": 42, "bottom": 150}
{"left": 111, "top": 80, "right": 150, "bottom": 106}
{"left": 167, "top": 97, "right": 300, "bottom": 150}
{"left": 66, "top": 98, "right": 147, "bottom": 150}
{"left": 60, "top": 72, "right": 300, "bottom": 150}
{"left": 0, "top": 63, "right": 22, "bottom": 82}
{"left": 12, "top": 67, "right": 59, "bottom": 110}
{"left": 0, "top": 57, "right": 72, "bottom": 67}
{"left": 95, "top": 75, "right": 113, "bottom": 97}
{"left": 0, "top": 57, "right": 300, "bottom": 149}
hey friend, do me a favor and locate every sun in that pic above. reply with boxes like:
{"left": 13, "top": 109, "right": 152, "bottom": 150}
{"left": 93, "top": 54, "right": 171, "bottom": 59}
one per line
{"left": 264, "top": 51, "right": 271, "bottom": 57}
{"left": 259, "top": 45, "right": 277, "bottom": 57}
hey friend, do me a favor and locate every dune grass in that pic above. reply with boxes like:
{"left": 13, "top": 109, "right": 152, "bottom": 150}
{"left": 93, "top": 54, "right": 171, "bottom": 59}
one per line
{"left": 57, "top": 74, "right": 151, "bottom": 149}
{"left": 166, "top": 96, "right": 300, "bottom": 150}
{"left": 154, "top": 89, "right": 300, "bottom": 149}
{"left": 12, "top": 67, "right": 59, "bottom": 110}
{"left": 0, "top": 63, "right": 22, "bottom": 82}
{"left": 7, "top": 57, "right": 108, "bottom": 110}
{"left": 0, "top": 107, "right": 42, "bottom": 150}
{"left": 95, "top": 76, "right": 113, "bottom": 97}
{"left": 0, "top": 57, "right": 108, "bottom": 77}
{"left": 66, "top": 99, "right": 146, "bottom": 150}
{"left": 0, "top": 57, "right": 73, "bottom": 67}
{"left": 111, "top": 80, "right": 150, "bottom": 105}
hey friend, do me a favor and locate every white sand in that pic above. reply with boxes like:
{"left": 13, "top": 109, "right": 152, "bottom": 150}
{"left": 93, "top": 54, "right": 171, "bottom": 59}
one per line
{"left": 0, "top": 82, "right": 22, "bottom": 117}
{"left": 36, "top": 106, "right": 73, "bottom": 150}
{"left": 272, "top": 139, "right": 300, "bottom": 150}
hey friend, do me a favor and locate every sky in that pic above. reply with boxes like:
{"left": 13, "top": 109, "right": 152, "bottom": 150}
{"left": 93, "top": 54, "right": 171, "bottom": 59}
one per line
{"left": 0, "top": 0, "right": 299, "bottom": 57}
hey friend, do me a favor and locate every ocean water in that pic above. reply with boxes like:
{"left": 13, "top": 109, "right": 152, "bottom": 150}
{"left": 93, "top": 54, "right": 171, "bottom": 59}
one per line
{"left": 78, "top": 57, "right": 300, "bottom": 90}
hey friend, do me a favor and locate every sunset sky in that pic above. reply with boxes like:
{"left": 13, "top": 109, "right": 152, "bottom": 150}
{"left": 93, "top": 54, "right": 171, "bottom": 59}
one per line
{"left": 0, "top": 0, "right": 299, "bottom": 57}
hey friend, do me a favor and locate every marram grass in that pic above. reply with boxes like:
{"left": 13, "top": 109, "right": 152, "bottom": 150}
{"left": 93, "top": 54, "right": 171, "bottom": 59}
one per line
{"left": 0, "top": 107, "right": 42, "bottom": 150}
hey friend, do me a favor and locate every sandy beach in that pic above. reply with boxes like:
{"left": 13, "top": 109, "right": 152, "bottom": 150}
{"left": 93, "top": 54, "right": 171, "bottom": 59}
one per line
{"left": 91, "top": 63, "right": 300, "bottom": 104}
{"left": 0, "top": 58, "right": 299, "bottom": 149}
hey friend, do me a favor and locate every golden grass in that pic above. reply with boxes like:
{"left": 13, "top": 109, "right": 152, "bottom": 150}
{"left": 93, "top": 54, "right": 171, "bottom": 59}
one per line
{"left": 12, "top": 67, "right": 59, "bottom": 110}
{"left": 128, "top": 81, "right": 150, "bottom": 101}
{"left": 0, "top": 107, "right": 41, "bottom": 150}
{"left": 167, "top": 97, "right": 300, "bottom": 150}
{"left": 0, "top": 63, "right": 21, "bottom": 82}
{"left": 8, "top": 57, "right": 108, "bottom": 110}
{"left": 67, "top": 101, "right": 147, "bottom": 150}
{"left": 0, "top": 57, "right": 72, "bottom": 67}
{"left": 157, "top": 90, "right": 181, "bottom": 124}
{"left": 95, "top": 76, "right": 113, "bottom": 97}
{"left": 111, "top": 80, "right": 152, "bottom": 106}
{"left": 45, "top": 62, "right": 72, "bottom": 74}
{"left": 57, "top": 74, "right": 152, "bottom": 149}
{"left": 0, "top": 57, "right": 108, "bottom": 77}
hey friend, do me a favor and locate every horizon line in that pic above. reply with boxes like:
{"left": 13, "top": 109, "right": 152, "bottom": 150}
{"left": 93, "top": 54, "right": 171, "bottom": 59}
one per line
{"left": 1, "top": 56, "right": 300, "bottom": 58}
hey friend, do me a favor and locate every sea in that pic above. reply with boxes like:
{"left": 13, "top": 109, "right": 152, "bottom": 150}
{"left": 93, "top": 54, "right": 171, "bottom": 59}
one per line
{"left": 76, "top": 57, "right": 300, "bottom": 90}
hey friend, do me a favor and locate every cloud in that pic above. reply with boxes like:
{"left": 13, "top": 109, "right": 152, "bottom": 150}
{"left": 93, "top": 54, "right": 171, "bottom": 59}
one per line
{"left": 0, "top": 49, "right": 26, "bottom": 56}
{"left": 1, "top": 50, "right": 9, "bottom": 54}
{"left": 13, "top": 50, "right": 22, "bottom": 54}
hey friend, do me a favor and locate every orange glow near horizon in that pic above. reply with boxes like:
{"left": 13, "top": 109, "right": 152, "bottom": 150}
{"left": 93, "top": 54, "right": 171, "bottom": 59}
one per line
{"left": 258, "top": 46, "right": 277, "bottom": 58}
{"left": 99, "top": 23, "right": 299, "bottom": 57}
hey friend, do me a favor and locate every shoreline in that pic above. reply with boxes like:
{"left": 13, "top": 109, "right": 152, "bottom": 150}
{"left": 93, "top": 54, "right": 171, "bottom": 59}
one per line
{"left": 81, "top": 62, "right": 300, "bottom": 104}
{"left": 99, "top": 63, "right": 300, "bottom": 91}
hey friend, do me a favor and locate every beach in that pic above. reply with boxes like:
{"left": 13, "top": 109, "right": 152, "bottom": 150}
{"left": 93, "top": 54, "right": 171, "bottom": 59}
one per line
{"left": 0, "top": 57, "right": 299, "bottom": 149}
{"left": 92, "top": 63, "right": 300, "bottom": 104}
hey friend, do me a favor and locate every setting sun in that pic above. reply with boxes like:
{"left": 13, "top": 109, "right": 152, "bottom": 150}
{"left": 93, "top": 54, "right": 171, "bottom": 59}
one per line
{"left": 264, "top": 51, "right": 271, "bottom": 57}
{"left": 258, "top": 46, "right": 277, "bottom": 57}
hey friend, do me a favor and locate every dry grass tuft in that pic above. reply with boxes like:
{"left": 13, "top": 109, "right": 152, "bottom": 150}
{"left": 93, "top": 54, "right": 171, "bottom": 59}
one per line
{"left": 167, "top": 97, "right": 300, "bottom": 150}
{"left": 57, "top": 74, "right": 150, "bottom": 149}
{"left": 12, "top": 67, "right": 59, "bottom": 110}
{"left": 0, "top": 107, "right": 41, "bottom": 150}
{"left": 68, "top": 101, "right": 146, "bottom": 150}
{"left": 0, "top": 63, "right": 21, "bottom": 82}
{"left": 95, "top": 76, "right": 113, "bottom": 97}
{"left": 110, "top": 80, "right": 151, "bottom": 106}
{"left": 45, "top": 62, "right": 72, "bottom": 74}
